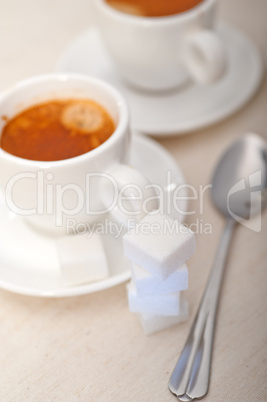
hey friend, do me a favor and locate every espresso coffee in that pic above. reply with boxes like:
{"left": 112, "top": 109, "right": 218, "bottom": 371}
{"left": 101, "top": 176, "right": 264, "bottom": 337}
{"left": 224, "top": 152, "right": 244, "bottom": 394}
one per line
{"left": 0, "top": 99, "right": 115, "bottom": 161}
{"left": 105, "top": 0, "right": 204, "bottom": 17}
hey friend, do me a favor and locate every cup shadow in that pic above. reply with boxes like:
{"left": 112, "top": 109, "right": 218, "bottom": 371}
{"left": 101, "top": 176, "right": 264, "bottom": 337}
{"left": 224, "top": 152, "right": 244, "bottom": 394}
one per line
{"left": 121, "top": 77, "right": 194, "bottom": 98}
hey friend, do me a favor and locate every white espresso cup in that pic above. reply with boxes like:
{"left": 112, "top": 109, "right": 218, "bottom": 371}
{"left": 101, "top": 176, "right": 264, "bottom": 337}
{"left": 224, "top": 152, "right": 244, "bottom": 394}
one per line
{"left": 0, "top": 74, "right": 156, "bottom": 234}
{"left": 92, "top": 0, "right": 227, "bottom": 91}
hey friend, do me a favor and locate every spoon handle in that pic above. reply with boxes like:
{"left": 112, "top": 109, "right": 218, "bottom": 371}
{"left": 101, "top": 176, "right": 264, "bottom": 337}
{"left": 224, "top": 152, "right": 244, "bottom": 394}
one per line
{"left": 169, "top": 218, "right": 235, "bottom": 401}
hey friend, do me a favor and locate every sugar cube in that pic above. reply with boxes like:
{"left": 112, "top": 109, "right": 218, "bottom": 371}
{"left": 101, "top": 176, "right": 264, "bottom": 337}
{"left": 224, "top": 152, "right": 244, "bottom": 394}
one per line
{"left": 56, "top": 232, "right": 109, "bottom": 286}
{"left": 137, "top": 297, "right": 189, "bottom": 335}
{"left": 131, "top": 263, "right": 188, "bottom": 296}
{"left": 123, "top": 213, "right": 195, "bottom": 279}
{"left": 127, "top": 281, "right": 182, "bottom": 316}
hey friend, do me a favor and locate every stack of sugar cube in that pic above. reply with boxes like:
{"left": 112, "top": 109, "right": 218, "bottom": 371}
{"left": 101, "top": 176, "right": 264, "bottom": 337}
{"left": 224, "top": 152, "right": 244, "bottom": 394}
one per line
{"left": 123, "top": 212, "right": 196, "bottom": 335}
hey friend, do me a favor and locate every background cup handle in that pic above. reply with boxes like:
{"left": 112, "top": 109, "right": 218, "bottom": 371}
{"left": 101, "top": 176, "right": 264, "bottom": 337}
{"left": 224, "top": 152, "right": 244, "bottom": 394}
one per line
{"left": 182, "top": 29, "right": 227, "bottom": 84}
{"left": 102, "top": 163, "right": 158, "bottom": 227}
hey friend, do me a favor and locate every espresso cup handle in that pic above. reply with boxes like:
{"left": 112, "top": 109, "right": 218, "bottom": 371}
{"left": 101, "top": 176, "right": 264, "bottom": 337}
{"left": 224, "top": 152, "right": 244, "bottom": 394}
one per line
{"left": 102, "top": 163, "right": 158, "bottom": 227}
{"left": 182, "top": 29, "right": 226, "bottom": 84}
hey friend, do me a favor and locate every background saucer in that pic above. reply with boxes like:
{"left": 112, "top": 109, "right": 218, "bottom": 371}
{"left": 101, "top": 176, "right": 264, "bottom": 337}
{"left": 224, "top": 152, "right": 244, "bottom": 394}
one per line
{"left": 0, "top": 135, "right": 187, "bottom": 297}
{"left": 56, "top": 22, "right": 263, "bottom": 136}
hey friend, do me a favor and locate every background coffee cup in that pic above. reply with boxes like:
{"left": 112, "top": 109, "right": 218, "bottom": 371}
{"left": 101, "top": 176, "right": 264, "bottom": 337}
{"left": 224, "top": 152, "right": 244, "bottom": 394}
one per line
{"left": 92, "top": 0, "right": 227, "bottom": 91}
{"left": 0, "top": 74, "right": 157, "bottom": 234}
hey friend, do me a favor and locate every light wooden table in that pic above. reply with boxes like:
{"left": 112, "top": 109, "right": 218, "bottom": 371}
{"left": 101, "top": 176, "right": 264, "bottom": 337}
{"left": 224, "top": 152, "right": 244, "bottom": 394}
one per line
{"left": 0, "top": 0, "right": 266, "bottom": 401}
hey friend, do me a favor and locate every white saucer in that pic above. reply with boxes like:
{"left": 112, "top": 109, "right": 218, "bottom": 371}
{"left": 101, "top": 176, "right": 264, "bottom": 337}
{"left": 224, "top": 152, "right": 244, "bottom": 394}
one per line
{"left": 56, "top": 22, "right": 263, "bottom": 136}
{"left": 0, "top": 135, "right": 187, "bottom": 297}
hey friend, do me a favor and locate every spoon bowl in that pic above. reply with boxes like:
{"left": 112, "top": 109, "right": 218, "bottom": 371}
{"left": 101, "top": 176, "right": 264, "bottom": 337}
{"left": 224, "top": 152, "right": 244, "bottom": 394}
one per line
{"left": 211, "top": 133, "right": 267, "bottom": 220}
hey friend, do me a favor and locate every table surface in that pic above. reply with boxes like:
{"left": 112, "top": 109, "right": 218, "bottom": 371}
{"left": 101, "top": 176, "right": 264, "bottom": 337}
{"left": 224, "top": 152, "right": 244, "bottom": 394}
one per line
{"left": 0, "top": 0, "right": 266, "bottom": 401}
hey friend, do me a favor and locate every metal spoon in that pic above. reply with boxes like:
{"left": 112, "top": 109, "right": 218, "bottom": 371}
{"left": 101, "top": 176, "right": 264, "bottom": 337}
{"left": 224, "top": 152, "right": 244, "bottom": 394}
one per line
{"left": 169, "top": 132, "right": 267, "bottom": 401}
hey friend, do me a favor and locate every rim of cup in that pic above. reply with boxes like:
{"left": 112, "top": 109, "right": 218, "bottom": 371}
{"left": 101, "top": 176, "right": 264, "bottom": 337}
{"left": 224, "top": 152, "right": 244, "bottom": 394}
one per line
{"left": 94, "top": 0, "right": 217, "bottom": 24}
{"left": 0, "top": 73, "right": 129, "bottom": 167}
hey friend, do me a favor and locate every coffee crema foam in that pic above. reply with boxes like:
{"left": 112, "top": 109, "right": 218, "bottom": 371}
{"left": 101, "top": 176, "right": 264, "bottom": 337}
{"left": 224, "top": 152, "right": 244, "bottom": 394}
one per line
{"left": 0, "top": 99, "right": 115, "bottom": 161}
{"left": 105, "top": 0, "right": 204, "bottom": 17}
